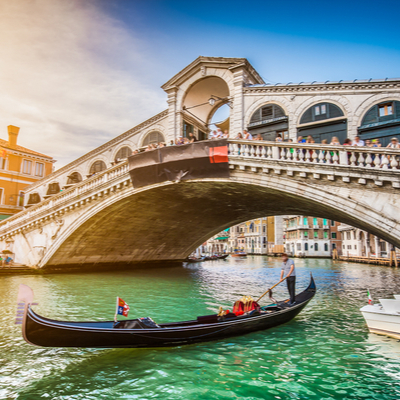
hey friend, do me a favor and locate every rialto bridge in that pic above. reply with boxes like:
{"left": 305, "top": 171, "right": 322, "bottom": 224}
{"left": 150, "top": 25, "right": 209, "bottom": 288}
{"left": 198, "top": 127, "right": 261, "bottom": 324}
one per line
{"left": 2, "top": 56, "right": 400, "bottom": 268}
{"left": 1, "top": 140, "right": 400, "bottom": 268}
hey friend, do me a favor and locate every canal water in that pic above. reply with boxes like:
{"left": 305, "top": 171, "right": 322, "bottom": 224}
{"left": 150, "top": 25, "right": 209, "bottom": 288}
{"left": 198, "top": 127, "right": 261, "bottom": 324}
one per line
{"left": 1, "top": 257, "right": 400, "bottom": 399}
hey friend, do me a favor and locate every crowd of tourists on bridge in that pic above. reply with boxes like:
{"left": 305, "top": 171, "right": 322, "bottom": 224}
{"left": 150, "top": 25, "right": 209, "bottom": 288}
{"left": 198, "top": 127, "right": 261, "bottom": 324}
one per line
{"left": 133, "top": 129, "right": 400, "bottom": 156}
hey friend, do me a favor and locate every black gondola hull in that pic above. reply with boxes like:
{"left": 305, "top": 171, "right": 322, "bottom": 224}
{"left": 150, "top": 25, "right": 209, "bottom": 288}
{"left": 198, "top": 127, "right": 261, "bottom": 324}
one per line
{"left": 22, "top": 277, "right": 316, "bottom": 348}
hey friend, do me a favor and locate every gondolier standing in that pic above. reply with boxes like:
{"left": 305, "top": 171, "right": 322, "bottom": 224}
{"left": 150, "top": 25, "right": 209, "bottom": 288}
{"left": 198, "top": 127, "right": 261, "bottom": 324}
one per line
{"left": 280, "top": 253, "right": 296, "bottom": 305}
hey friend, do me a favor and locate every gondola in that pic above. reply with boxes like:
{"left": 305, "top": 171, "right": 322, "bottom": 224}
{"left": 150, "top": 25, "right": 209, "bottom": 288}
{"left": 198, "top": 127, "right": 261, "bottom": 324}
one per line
{"left": 217, "top": 254, "right": 229, "bottom": 260}
{"left": 184, "top": 256, "right": 206, "bottom": 263}
{"left": 18, "top": 276, "right": 316, "bottom": 348}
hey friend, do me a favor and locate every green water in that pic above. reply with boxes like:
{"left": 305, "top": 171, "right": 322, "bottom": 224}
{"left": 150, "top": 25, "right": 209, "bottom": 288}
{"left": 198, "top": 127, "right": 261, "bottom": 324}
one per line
{"left": 1, "top": 257, "right": 400, "bottom": 399}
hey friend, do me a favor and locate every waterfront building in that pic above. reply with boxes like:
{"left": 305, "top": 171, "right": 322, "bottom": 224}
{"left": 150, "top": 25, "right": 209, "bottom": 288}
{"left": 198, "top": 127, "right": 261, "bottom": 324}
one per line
{"left": 225, "top": 216, "right": 284, "bottom": 254}
{"left": 338, "top": 224, "right": 391, "bottom": 257}
{"left": 21, "top": 56, "right": 400, "bottom": 206}
{"left": 0, "top": 126, "right": 54, "bottom": 219}
{"left": 283, "top": 216, "right": 332, "bottom": 257}
{"left": 205, "top": 229, "right": 230, "bottom": 254}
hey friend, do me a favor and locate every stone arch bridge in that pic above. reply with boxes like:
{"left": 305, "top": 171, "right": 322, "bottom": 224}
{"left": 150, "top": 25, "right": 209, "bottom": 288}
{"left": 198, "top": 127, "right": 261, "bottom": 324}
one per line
{"left": 1, "top": 141, "right": 400, "bottom": 268}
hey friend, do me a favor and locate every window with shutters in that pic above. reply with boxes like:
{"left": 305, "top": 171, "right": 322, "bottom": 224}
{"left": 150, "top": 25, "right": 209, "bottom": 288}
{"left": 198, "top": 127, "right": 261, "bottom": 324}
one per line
{"left": 315, "top": 243, "right": 319, "bottom": 251}
{"left": 22, "top": 160, "right": 32, "bottom": 174}
{"left": 89, "top": 160, "right": 107, "bottom": 175}
{"left": 0, "top": 157, "right": 6, "bottom": 169}
{"left": 304, "top": 243, "right": 308, "bottom": 251}
{"left": 332, "top": 232, "right": 337, "bottom": 239}
{"left": 35, "top": 162, "right": 44, "bottom": 177}
{"left": 115, "top": 146, "right": 132, "bottom": 160}
{"left": 324, "top": 243, "right": 328, "bottom": 251}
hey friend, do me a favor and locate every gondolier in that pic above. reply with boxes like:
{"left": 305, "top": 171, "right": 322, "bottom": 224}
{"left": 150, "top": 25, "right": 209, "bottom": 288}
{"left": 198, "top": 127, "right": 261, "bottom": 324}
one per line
{"left": 280, "top": 253, "right": 296, "bottom": 305}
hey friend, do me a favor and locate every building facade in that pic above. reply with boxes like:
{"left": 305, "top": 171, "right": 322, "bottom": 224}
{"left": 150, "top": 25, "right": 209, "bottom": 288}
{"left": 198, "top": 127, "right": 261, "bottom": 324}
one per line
{"left": 20, "top": 56, "right": 400, "bottom": 208}
{"left": 283, "top": 216, "right": 334, "bottom": 257}
{"left": 224, "top": 216, "right": 284, "bottom": 254}
{"left": 0, "top": 126, "right": 54, "bottom": 219}
{"left": 338, "top": 224, "right": 391, "bottom": 258}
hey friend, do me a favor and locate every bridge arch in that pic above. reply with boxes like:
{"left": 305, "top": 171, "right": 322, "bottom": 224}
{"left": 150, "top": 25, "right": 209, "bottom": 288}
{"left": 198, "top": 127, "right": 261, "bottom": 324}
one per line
{"left": 39, "top": 170, "right": 400, "bottom": 268}
{"left": 181, "top": 76, "right": 231, "bottom": 127}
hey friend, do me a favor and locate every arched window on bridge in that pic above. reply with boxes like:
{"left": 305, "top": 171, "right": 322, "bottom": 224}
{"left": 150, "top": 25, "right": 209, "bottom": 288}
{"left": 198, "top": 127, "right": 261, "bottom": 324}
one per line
{"left": 358, "top": 100, "right": 400, "bottom": 147}
{"left": 26, "top": 192, "right": 41, "bottom": 206}
{"left": 66, "top": 172, "right": 82, "bottom": 185}
{"left": 248, "top": 104, "right": 288, "bottom": 141}
{"left": 89, "top": 160, "right": 107, "bottom": 176}
{"left": 115, "top": 146, "right": 132, "bottom": 161}
{"left": 142, "top": 131, "right": 165, "bottom": 147}
{"left": 46, "top": 182, "right": 60, "bottom": 196}
{"left": 298, "top": 102, "right": 346, "bottom": 144}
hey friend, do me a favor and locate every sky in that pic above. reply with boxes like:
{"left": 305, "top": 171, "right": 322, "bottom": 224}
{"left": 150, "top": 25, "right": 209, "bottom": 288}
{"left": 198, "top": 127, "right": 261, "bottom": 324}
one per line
{"left": 0, "top": 0, "right": 399, "bottom": 167}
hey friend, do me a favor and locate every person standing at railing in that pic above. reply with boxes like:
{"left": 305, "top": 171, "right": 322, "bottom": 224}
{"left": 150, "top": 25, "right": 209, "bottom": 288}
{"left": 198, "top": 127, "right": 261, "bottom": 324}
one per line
{"left": 188, "top": 132, "right": 197, "bottom": 143}
{"left": 330, "top": 136, "right": 341, "bottom": 145}
{"left": 297, "top": 136, "right": 306, "bottom": 143}
{"left": 243, "top": 130, "right": 253, "bottom": 140}
{"left": 387, "top": 138, "right": 400, "bottom": 149}
{"left": 352, "top": 136, "right": 365, "bottom": 146}
{"left": 254, "top": 134, "right": 263, "bottom": 141}
{"left": 275, "top": 134, "right": 283, "bottom": 142}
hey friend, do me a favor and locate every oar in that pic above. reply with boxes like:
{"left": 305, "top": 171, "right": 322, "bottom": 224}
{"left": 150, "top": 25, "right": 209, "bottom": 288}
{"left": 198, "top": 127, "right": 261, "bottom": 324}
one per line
{"left": 256, "top": 277, "right": 287, "bottom": 303}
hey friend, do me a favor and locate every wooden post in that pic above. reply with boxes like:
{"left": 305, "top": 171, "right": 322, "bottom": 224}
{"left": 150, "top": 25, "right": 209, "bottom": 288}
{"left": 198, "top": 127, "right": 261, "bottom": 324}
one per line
{"left": 389, "top": 247, "right": 398, "bottom": 267}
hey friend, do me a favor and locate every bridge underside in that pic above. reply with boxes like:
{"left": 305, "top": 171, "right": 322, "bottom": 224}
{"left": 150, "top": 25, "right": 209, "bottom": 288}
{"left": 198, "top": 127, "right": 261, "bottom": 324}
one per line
{"left": 44, "top": 178, "right": 400, "bottom": 268}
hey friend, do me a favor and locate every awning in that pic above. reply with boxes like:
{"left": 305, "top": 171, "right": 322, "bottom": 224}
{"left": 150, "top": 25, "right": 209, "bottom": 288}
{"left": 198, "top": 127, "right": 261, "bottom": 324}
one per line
{"left": 215, "top": 236, "right": 229, "bottom": 240}
{"left": 0, "top": 214, "right": 11, "bottom": 220}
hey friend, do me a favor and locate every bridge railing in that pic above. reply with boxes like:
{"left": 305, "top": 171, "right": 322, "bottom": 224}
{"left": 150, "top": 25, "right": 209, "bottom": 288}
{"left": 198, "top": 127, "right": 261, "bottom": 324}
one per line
{"left": 0, "top": 161, "right": 129, "bottom": 232}
{"left": 227, "top": 140, "right": 400, "bottom": 170}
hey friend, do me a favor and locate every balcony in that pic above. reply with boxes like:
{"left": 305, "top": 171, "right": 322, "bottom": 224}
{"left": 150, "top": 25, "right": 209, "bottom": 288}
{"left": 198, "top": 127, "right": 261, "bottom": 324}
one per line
{"left": 285, "top": 224, "right": 309, "bottom": 231}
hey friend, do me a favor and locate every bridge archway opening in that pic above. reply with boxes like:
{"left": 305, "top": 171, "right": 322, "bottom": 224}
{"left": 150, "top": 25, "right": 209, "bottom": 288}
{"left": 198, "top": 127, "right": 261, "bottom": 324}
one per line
{"left": 247, "top": 103, "right": 288, "bottom": 141}
{"left": 298, "top": 102, "right": 347, "bottom": 144}
{"left": 182, "top": 76, "right": 230, "bottom": 137}
{"left": 41, "top": 178, "right": 400, "bottom": 268}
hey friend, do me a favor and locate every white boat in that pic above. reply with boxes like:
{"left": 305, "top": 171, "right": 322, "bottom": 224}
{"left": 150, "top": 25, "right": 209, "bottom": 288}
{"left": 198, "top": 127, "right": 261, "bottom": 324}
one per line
{"left": 360, "top": 295, "right": 400, "bottom": 339}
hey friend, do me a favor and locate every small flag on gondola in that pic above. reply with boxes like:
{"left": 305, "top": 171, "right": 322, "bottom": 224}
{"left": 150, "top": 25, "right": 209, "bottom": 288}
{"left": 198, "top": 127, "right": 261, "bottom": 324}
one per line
{"left": 115, "top": 297, "right": 130, "bottom": 320}
{"left": 368, "top": 289, "right": 373, "bottom": 305}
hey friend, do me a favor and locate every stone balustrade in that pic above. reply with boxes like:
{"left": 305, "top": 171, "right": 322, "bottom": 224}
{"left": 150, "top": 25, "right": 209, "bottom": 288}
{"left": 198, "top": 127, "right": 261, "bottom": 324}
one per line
{"left": 228, "top": 140, "right": 400, "bottom": 170}
{"left": 0, "top": 161, "right": 130, "bottom": 237}
{"left": 1, "top": 140, "right": 400, "bottom": 240}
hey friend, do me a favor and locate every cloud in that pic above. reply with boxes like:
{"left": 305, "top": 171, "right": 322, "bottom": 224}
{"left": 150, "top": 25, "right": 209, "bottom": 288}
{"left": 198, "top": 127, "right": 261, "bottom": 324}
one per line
{"left": 0, "top": 0, "right": 166, "bottom": 167}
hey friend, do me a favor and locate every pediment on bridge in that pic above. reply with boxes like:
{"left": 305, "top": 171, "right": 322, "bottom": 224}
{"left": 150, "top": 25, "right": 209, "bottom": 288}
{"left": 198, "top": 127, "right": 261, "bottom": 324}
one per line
{"left": 161, "top": 56, "right": 265, "bottom": 92}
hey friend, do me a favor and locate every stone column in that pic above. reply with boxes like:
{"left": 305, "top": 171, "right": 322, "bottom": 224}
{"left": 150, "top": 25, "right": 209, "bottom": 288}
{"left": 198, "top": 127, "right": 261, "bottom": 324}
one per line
{"left": 230, "top": 69, "right": 245, "bottom": 134}
{"left": 365, "top": 233, "right": 371, "bottom": 257}
{"left": 374, "top": 236, "right": 380, "bottom": 257}
{"left": 166, "top": 88, "right": 178, "bottom": 141}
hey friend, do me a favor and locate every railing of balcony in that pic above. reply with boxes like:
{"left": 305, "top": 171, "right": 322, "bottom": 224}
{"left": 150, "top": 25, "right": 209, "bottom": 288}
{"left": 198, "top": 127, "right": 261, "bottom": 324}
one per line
{"left": 227, "top": 140, "right": 400, "bottom": 170}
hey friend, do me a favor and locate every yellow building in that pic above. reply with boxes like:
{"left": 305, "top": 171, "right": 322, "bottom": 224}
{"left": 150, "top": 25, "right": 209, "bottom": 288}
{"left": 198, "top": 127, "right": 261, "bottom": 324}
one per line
{"left": 0, "top": 126, "right": 54, "bottom": 219}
